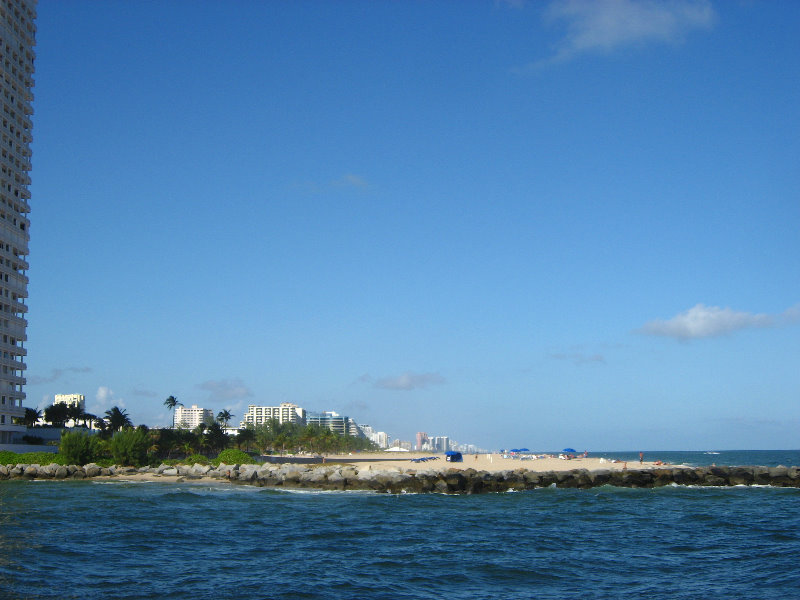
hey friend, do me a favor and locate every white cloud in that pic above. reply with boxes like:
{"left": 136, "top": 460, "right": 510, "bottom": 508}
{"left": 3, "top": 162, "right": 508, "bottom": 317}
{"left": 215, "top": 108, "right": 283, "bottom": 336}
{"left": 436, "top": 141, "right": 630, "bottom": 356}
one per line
{"left": 782, "top": 303, "right": 800, "bottom": 324}
{"left": 373, "top": 372, "right": 446, "bottom": 391}
{"left": 638, "top": 303, "right": 775, "bottom": 340}
{"left": 537, "top": 0, "right": 715, "bottom": 65}
{"left": 90, "top": 386, "right": 125, "bottom": 416}
{"left": 197, "top": 378, "right": 253, "bottom": 401}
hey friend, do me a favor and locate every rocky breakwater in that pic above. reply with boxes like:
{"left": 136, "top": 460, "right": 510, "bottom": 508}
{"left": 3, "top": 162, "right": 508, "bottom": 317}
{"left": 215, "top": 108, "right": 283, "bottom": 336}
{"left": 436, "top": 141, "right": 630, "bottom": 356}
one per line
{"left": 2, "top": 462, "right": 799, "bottom": 493}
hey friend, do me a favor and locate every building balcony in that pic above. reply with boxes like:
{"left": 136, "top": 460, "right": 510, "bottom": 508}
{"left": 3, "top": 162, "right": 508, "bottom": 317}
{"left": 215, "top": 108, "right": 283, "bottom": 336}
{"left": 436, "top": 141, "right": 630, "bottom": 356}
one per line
{"left": 2, "top": 373, "right": 25, "bottom": 386}
{"left": 1, "top": 403, "right": 25, "bottom": 419}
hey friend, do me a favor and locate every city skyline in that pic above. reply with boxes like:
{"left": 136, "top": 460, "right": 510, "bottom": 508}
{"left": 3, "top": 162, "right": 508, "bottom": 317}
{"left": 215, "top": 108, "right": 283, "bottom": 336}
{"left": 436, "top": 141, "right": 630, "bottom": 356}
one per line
{"left": 25, "top": 1, "right": 800, "bottom": 451}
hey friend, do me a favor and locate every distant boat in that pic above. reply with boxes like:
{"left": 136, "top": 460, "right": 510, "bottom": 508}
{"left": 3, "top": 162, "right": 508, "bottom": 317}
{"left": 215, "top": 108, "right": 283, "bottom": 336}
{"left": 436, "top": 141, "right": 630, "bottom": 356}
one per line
{"left": 704, "top": 451, "right": 721, "bottom": 455}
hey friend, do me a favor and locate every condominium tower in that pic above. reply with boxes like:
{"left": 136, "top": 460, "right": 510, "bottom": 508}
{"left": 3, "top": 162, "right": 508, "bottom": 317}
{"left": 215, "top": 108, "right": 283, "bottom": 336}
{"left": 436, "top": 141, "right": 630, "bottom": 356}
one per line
{"left": 241, "top": 403, "right": 306, "bottom": 428}
{"left": 173, "top": 404, "right": 214, "bottom": 430}
{"left": 0, "top": 0, "right": 34, "bottom": 445}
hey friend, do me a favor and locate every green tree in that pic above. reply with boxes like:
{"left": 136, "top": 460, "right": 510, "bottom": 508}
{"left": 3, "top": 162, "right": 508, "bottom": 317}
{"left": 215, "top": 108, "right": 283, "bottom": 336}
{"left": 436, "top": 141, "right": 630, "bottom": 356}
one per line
{"left": 109, "top": 428, "right": 150, "bottom": 466}
{"left": 16, "top": 407, "right": 41, "bottom": 427}
{"left": 104, "top": 406, "right": 132, "bottom": 432}
{"left": 92, "top": 415, "right": 108, "bottom": 433}
{"left": 204, "top": 422, "right": 229, "bottom": 454}
{"left": 60, "top": 430, "right": 100, "bottom": 465}
{"left": 163, "top": 395, "right": 181, "bottom": 426}
{"left": 236, "top": 427, "right": 255, "bottom": 452}
{"left": 254, "top": 420, "right": 277, "bottom": 454}
{"left": 180, "top": 441, "right": 194, "bottom": 458}
{"left": 216, "top": 409, "right": 233, "bottom": 428}
{"left": 43, "top": 403, "right": 69, "bottom": 427}
{"left": 66, "top": 403, "right": 86, "bottom": 427}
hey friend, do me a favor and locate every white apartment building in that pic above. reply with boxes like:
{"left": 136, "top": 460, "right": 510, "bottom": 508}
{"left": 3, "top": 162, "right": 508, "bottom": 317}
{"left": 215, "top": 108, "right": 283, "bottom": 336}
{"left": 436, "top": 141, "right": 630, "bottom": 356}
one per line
{"left": 0, "top": 0, "right": 35, "bottom": 446}
{"left": 55, "top": 393, "right": 90, "bottom": 428}
{"left": 173, "top": 404, "right": 213, "bottom": 429}
{"left": 54, "top": 393, "right": 84, "bottom": 409}
{"left": 240, "top": 402, "right": 306, "bottom": 428}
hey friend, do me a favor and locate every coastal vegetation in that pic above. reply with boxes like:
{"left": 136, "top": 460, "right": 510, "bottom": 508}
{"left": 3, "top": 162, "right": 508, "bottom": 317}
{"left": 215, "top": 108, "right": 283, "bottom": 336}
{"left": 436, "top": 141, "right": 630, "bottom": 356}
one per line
{"left": 7, "top": 408, "right": 377, "bottom": 468}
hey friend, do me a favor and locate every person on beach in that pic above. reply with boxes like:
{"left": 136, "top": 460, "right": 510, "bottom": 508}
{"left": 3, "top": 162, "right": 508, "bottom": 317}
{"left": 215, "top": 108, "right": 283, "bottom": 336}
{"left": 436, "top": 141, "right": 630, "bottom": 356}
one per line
{"left": 639, "top": 452, "right": 643, "bottom": 464}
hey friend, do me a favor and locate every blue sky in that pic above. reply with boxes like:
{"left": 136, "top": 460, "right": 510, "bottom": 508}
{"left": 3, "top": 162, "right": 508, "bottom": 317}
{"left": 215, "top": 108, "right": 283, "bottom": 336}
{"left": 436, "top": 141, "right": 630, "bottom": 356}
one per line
{"left": 26, "top": 1, "right": 799, "bottom": 451}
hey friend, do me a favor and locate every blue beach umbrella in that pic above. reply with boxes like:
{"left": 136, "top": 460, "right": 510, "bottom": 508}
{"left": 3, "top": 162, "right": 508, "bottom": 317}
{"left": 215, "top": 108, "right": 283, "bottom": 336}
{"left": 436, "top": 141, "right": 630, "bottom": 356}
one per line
{"left": 563, "top": 448, "right": 576, "bottom": 453}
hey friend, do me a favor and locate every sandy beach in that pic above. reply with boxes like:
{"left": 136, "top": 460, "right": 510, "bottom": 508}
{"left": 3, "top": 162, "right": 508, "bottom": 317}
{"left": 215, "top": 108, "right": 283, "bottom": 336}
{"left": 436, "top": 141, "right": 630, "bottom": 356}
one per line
{"left": 320, "top": 452, "right": 664, "bottom": 473}
{"left": 89, "top": 452, "right": 668, "bottom": 485}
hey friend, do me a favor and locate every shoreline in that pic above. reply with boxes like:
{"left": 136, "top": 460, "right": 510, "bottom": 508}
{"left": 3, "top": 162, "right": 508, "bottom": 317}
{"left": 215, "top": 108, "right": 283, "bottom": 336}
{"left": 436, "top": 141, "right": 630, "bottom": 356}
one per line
{"left": 2, "top": 454, "right": 798, "bottom": 493}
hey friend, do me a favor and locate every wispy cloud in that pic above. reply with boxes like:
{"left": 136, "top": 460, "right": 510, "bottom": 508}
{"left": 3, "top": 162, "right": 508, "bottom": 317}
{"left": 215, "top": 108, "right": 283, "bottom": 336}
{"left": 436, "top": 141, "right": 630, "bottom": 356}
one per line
{"left": 197, "top": 378, "right": 253, "bottom": 401}
{"left": 27, "top": 366, "right": 92, "bottom": 386}
{"left": 293, "top": 173, "right": 370, "bottom": 194}
{"left": 637, "top": 303, "right": 800, "bottom": 340}
{"left": 362, "top": 372, "right": 447, "bottom": 391}
{"left": 131, "top": 387, "right": 158, "bottom": 398}
{"left": 549, "top": 352, "right": 606, "bottom": 365}
{"left": 332, "top": 173, "right": 368, "bottom": 188}
{"left": 343, "top": 399, "right": 370, "bottom": 413}
{"left": 531, "top": 0, "right": 715, "bottom": 67}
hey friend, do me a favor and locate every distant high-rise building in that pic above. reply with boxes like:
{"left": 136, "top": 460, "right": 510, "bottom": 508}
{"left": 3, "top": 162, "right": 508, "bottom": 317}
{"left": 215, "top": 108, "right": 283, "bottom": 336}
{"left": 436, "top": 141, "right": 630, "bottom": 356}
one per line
{"left": 360, "top": 424, "right": 388, "bottom": 449}
{"left": 240, "top": 402, "right": 306, "bottom": 428}
{"left": 173, "top": 404, "right": 214, "bottom": 430}
{"left": 372, "top": 431, "right": 389, "bottom": 449}
{"left": 432, "top": 436, "right": 450, "bottom": 452}
{"left": 306, "top": 411, "right": 359, "bottom": 437}
{"left": 416, "top": 432, "right": 429, "bottom": 451}
{"left": 0, "top": 0, "right": 35, "bottom": 446}
{"left": 390, "top": 439, "right": 412, "bottom": 451}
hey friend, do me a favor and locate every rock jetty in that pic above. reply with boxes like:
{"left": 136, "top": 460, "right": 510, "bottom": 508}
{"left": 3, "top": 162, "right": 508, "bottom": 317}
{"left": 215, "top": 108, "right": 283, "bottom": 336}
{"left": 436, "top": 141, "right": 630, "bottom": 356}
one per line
{"left": 1, "top": 462, "right": 799, "bottom": 493}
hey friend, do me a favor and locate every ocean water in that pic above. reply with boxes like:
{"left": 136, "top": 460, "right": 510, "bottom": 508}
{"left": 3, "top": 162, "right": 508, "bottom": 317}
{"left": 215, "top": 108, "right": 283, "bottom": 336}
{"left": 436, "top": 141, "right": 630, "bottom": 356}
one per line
{"left": 1, "top": 451, "right": 799, "bottom": 600}
{"left": 588, "top": 449, "right": 800, "bottom": 468}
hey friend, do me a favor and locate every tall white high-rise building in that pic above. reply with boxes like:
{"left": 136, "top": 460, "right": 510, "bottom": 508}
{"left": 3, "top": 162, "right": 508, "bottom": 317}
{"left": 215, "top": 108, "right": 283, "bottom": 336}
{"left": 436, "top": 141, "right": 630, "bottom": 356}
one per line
{"left": 173, "top": 404, "right": 214, "bottom": 430}
{"left": 0, "top": 0, "right": 35, "bottom": 446}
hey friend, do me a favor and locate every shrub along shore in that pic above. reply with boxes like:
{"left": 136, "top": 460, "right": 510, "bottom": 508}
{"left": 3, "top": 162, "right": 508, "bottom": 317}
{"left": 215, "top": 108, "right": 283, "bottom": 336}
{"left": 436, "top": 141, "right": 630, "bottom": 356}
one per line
{"left": 1, "top": 459, "right": 798, "bottom": 493}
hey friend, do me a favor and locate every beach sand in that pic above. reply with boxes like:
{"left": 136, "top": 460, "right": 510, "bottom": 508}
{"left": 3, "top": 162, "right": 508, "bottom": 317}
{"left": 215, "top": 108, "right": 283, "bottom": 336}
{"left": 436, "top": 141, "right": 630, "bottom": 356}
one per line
{"left": 321, "top": 452, "right": 663, "bottom": 473}
{"left": 89, "top": 452, "right": 671, "bottom": 484}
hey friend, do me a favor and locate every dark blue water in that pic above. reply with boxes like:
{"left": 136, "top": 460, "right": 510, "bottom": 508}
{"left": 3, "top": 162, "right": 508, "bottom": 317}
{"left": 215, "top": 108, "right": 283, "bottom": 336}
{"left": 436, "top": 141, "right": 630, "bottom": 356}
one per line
{"left": 1, "top": 451, "right": 799, "bottom": 600}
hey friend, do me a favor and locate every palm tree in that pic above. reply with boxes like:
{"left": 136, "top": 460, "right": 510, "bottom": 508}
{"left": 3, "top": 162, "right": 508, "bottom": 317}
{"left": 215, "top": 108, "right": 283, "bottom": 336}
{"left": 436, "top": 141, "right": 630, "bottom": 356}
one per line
{"left": 66, "top": 403, "right": 86, "bottom": 428}
{"left": 22, "top": 407, "right": 42, "bottom": 427}
{"left": 216, "top": 409, "right": 233, "bottom": 428}
{"left": 181, "top": 441, "right": 194, "bottom": 458}
{"left": 104, "top": 406, "right": 132, "bottom": 432}
{"left": 163, "top": 395, "right": 181, "bottom": 426}
{"left": 205, "top": 422, "right": 228, "bottom": 454}
{"left": 236, "top": 427, "right": 255, "bottom": 452}
{"left": 44, "top": 403, "right": 69, "bottom": 427}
